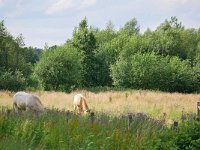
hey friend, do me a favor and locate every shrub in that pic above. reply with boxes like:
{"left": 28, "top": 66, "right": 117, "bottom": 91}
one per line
{"left": 111, "top": 52, "right": 199, "bottom": 93}
{"left": 26, "top": 74, "right": 43, "bottom": 91}
{"left": 0, "top": 70, "right": 26, "bottom": 91}
{"left": 155, "top": 117, "right": 200, "bottom": 150}
{"left": 34, "top": 45, "right": 84, "bottom": 91}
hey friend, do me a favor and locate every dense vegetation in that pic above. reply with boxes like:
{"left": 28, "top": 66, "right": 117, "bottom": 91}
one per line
{"left": 1, "top": 16, "right": 200, "bottom": 92}
{"left": 0, "top": 107, "right": 199, "bottom": 149}
{"left": 0, "top": 21, "right": 42, "bottom": 91}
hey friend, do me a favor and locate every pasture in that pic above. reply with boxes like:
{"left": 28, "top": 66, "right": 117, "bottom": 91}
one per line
{"left": 0, "top": 90, "right": 200, "bottom": 149}
{"left": 1, "top": 90, "right": 200, "bottom": 120}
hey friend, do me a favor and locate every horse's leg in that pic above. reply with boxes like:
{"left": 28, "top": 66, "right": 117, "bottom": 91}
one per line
{"left": 26, "top": 107, "right": 32, "bottom": 113}
{"left": 13, "top": 103, "right": 17, "bottom": 112}
{"left": 74, "top": 105, "right": 77, "bottom": 112}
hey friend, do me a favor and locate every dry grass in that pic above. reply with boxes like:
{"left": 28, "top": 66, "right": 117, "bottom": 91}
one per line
{"left": 1, "top": 90, "right": 200, "bottom": 120}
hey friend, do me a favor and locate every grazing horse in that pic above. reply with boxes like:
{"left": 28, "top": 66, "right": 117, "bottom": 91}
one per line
{"left": 13, "top": 91, "right": 45, "bottom": 113}
{"left": 73, "top": 94, "right": 91, "bottom": 114}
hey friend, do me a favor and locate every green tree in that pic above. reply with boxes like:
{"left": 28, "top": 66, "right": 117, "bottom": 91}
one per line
{"left": 111, "top": 52, "right": 199, "bottom": 93}
{"left": 0, "top": 70, "right": 26, "bottom": 91}
{"left": 180, "top": 29, "right": 199, "bottom": 62}
{"left": 71, "top": 18, "right": 96, "bottom": 86}
{"left": 95, "top": 21, "right": 116, "bottom": 45}
{"left": 0, "top": 21, "right": 29, "bottom": 90}
{"left": 91, "top": 22, "right": 117, "bottom": 86}
{"left": 143, "top": 17, "right": 188, "bottom": 59}
{"left": 34, "top": 45, "right": 84, "bottom": 91}
{"left": 118, "top": 18, "right": 140, "bottom": 36}
{"left": 91, "top": 18, "right": 140, "bottom": 86}
{"left": 0, "top": 21, "right": 33, "bottom": 76}
{"left": 0, "top": 20, "right": 43, "bottom": 90}
{"left": 0, "top": 21, "right": 13, "bottom": 71}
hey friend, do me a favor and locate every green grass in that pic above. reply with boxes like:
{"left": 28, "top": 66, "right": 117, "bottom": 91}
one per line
{"left": 0, "top": 106, "right": 200, "bottom": 150}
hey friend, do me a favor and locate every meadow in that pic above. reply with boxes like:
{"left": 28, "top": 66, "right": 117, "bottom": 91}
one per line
{"left": 0, "top": 90, "right": 200, "bottom": 149}
{"left": 1, "top": 90, "right": 200, "bottom": 120}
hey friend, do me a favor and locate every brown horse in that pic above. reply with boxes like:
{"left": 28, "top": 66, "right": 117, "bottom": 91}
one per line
{"left": 73, "top": 94, "right": 91, "bottom": 114}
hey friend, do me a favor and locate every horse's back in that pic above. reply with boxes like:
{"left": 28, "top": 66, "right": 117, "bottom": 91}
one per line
{"left": 13, "top": 91, "right": 28, "bottom": 103}
{"left": 73, "top": 94, "right": 83, "bottom": 106}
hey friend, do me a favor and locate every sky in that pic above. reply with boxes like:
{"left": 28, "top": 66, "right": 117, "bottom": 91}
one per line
{"left": 0, "top": 0, "right": 200, "bottom": 48}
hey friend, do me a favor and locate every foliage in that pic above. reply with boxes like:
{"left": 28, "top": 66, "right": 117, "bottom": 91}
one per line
{"left": 71, "top": 18, "right": 97, "bottom": 87}
{"left": 154, "top": 117, "right": 200, "bottom": 150}
{"left": 0, "top": 70, "right": 27, "bottom": 91}
{"left": 118, "top": 17, "right": 140, "bottom": 36}
{"left": 142, "top": 17, "right": 199, "bottom": 60}
{"left": 111, "top": 52, "right": 199, "bottom": 93}
{"left": 26, "top": 74, "right": 43, "bottom": 91}
{"left": 0, "top": 107, "right": 164, "bottom": 149}
{"left": 34, "top": 45, "right": 84, "bottom": 91}
{"left": 0, "top": 107, "right": 199, "bottom": 150}
{"left": 90, "top": 21, "right": 117, "bottom": 86}
{"left": 0, "top": 21, "right": 42, "bottom": 91}
{"left": 92, "top": 26, "right": 140, "bottom": 86}
{"left": 1, "top": 16, "right": 200, "bottom": 93}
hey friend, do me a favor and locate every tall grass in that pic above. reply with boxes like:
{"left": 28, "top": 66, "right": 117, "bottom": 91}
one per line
{"left": 1, "top": 90, "right": 200, "bottom": 120}
{"left": 0, "top": 107, "right": 199, "bottom": 150}
{"left": 1, "top": 88, "right": 200, "bottom": 150}
{"left": 0, "top": 107, "right": 165, "bottom": 149}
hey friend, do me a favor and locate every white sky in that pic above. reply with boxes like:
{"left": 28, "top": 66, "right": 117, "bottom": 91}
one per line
{"left": 0, "top": 0, "right": 200, "bottom": 48}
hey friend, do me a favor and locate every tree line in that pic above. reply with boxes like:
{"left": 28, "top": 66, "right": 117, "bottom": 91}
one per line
{"left": 1, "top": 17, "right": 200, "bottom": 93}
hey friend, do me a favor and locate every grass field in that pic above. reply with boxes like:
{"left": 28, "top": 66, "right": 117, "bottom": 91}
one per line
{"left": 0, "top": 90, "right": 200, "bottom": 149}
{"left": 1, "top": 90, "right": 200, "bottom": 120}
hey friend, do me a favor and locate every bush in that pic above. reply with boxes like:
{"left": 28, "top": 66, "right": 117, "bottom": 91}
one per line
{"left": 0, "top": 70, "right": 26, "bottom": 91}
{"left": 111, "top": 52, "right": 199, "bottom": 93}
{"left": 155, "top": 118, "right": 200, "bottom": 150}
{"left": 26, "top": 74, "right": 44, "bottom": 91}
{"left": 34, "top": 45, "right": 84, "bottom": 91}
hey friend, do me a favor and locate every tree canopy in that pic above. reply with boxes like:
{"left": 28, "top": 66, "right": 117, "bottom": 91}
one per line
{"left": 1, "top": 16, "right": 200, "bottom": 93}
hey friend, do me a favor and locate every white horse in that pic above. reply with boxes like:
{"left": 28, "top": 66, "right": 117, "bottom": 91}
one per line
{"left": 73, "top": 94, "right": 91, "bottom": 114}
{"left": 13, "top": 91, "right": 45, "bottom": 113}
